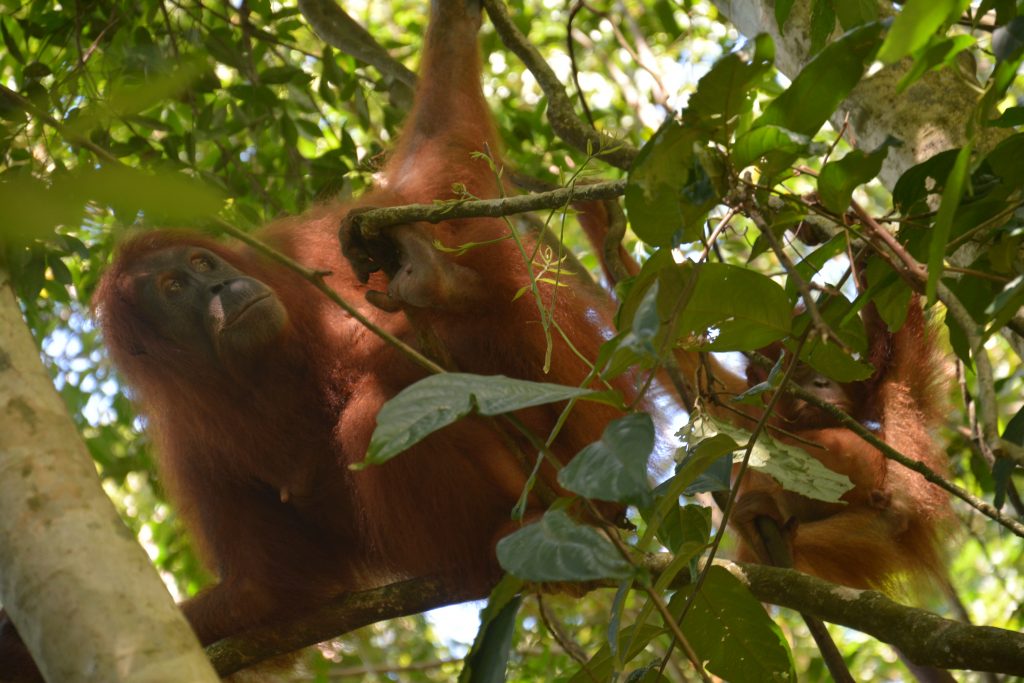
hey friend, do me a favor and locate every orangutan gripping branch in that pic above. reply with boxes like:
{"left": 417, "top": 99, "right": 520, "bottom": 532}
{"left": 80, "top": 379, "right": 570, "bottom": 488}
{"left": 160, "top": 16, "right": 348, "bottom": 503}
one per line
{"left": 0, "top": 1, "right": 628, "bottom": 678}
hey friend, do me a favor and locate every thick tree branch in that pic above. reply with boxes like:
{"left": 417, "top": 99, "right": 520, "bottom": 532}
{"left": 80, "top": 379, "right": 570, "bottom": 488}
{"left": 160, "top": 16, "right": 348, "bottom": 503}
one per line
{"left": 711, "top": 0, "right": 1010, "bottom": 189}
{"left": 209, "top": 561, "right": 1024, "bottom": 677}
{"left": 208, "top": 576, "right": 481, "bottom": 676}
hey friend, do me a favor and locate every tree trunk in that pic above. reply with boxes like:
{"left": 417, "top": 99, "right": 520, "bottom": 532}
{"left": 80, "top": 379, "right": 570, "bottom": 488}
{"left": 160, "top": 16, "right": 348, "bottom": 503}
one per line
{"left": 0, "top": 268, "right": 218, "bottom": 683}
{"left": 712, "top": 0, "right": 1009, "bottom": 188}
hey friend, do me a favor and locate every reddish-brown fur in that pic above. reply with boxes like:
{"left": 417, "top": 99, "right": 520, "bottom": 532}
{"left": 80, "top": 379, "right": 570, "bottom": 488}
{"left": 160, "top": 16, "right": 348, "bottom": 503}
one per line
{"left": 0, "top": 2, "right": 626, "bottom": 677}
{"left": 577, "top": 200, "right": 951, "bottom": 589}
{"left": 731, "top": 302, "right": 951, "bottom": 588}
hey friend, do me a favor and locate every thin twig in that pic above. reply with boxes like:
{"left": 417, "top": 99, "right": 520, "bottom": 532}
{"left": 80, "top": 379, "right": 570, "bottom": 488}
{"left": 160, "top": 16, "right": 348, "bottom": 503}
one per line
{"left": 481, "top": 0, "right": 636, "bottom": 169}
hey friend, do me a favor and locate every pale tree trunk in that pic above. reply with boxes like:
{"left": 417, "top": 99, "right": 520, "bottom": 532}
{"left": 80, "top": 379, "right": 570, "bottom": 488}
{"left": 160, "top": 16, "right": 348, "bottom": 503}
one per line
{"left": 0, "top": 268, "right": 218, "bottom": 683}
{"left": 712, "top": 0, "right": 1010, "bottom": 188}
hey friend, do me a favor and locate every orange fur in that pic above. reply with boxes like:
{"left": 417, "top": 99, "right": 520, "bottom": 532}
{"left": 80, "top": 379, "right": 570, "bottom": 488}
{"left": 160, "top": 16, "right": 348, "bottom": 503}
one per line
{"left": 579, "top": 198, "right": 951, "bottom": 589}
{"left": 0, "top": 2, "right": 629, "bottom": 679}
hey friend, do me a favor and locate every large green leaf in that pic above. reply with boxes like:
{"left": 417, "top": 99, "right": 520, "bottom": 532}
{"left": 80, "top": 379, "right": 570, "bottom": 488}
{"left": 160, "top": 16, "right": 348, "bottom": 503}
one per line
{"left": 877, "top": 0, "right": 970, "bottom": 64}
{"left": 817, "top": 140, "right": 893, "bottom": 214}
{"left": 685, "top": 34, "right": 774, "bottom": 142}
{"left": 661, "top": 262, "right": 792, "bottom": 352}
{"left": 625, "top": 120, "right": 721, "bottom": 247}
{"left": 672, "top": 567, "right": 795, "bottom": 683}
{"left": 362, "top": 373, "right": 608, "bottom": 465}
{"left": 602, "top": 280, "right": 664, "bottom": 380}
{"left": 927, "top": 143, "right": 973, "bottom": 303}
{"left": 697, "top": 417, "right": 853, "bottom": 503}
{"left": 754, "top": 22, "right": 884, "bottom": 138}
{"left": 460, "top": 579, "right": 522, "bottom": 683}
{"left": 731, "top": 125, "right": 814, "bottom": 175}
{"left": 495, "top": 509, "right": 633, "bottom": 581}
{"left": 559, "top": 412, "right": 656, "bottom": 506}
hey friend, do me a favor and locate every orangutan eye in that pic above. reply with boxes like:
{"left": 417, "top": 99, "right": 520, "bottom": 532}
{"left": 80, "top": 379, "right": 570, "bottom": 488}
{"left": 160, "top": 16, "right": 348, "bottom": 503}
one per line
{"left": 191, "top": 255, "right": 214, "bottom": 272}
{"left": 163, "top": 278, "right": 184, "bottom": 296}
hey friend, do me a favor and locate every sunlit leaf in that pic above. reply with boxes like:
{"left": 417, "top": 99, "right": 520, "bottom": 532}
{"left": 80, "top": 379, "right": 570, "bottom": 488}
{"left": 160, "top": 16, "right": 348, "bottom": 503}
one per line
{"left": 755, "top": 22, "right": 884, "bottom": 137}
{"left": 878, "top": 0, "right": 969, "bottom": 63}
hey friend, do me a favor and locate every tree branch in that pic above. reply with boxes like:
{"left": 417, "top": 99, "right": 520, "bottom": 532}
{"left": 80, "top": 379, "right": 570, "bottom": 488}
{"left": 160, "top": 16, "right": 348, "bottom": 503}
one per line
{"left": 208, "top": 561, "right": 1024, "bottom": 677}
{"left": 481, "top": 0, "right": 638, "bottom": 170}
{"left": 348, "top": 179, "right": 626, "bottom": 238}
{"left": 707, "top": 560, "right": 1024, "bottom": 676}
{"left": 0, "top": 272, "right": 218, "bottom": 682}
{"left": 208, "top": 575, "right": 482, "bottom": 676}
{"left": 297, "top": 0, "right": 416, "bottom": 106}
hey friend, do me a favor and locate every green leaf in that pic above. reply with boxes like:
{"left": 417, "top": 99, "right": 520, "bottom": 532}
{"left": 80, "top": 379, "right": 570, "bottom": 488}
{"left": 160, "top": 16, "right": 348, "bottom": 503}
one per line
{"left": 699, "top": 416, "right": 854, "bottom": 503}
{"left": 0, "top": 176, "right": 85, "bottom": 243}
{"left": 204, "top": 27, "right": 246, "bottom": 69}
{"left": 625, "top": 120, "right": 720, "bottom": 247}
{"left": 896, "top": 34, "right": 976, "bottom": 92}
{"left": 685, "top": 35, "right": 774, "bottom": 142}
{"left": 672, "top": 567, "right": 795, "bottom": 683}
{"left": 986, "top": 106, "right": 1024, "bottom": 128}
{"left": 634, "top": 430, "right": 733, "bottom": 552}
{"left": 602, "top": 280, "right": 663, "bottom": 379}
{"left": 892, "top": 148, "right": 959, "bottom": 216}
{"left": 260, "top": 65, "right": 304, "bottom": 84}
{"left": 568, "top": 624, "right": 665, "bottom": 683}
{"left": 559, "top": 412, "right": 655, "bottom": 506}
{"left": 864, "top": 258, "right": 912, "bottom": 331}
{"left": 809, "top": 0, "right": 837, "bottom": 55}
{"left": 817, "top": 139, "right": 893, "bottom": 214}
{"left": 927, "top": 143, "right": 973, "bottom": 303}
{"left": 984, "top": 274, "right": 1024, "bottom": 338}
{"left": 983, "top": 132, "right": 1024, "bottom": 187}
{"left": 675, "top": 433, "right": 737, "bottom": 495}
{"left": 997, "top": 407, "right": 1024, "bottom": 509}
{"left": 495, "top": 509, "right": 633, "bottom": 581}
{"left": 23, "top": 61, "right": 51, "bottom": 80}
{"left": 1, "top": 19, "right": 23, "bottom": 63}
{"left": 835, "top": 0, "right": 879, "bottom": 29}
{"left": 460, "top": 582, "right": 522, "bottom": 683}
{"left": 784, "top": 233, "right": 848, "bottom": 300}
{"left": 754, "top": 22, "right": 884, "bottom": 138}
{"left": 877, "top": 0, "right": 969, "bottom": 63}
{"left": 663, "top": 262, "right": 792, "bottom": 351}
{"left": 775, "top": 0, "right": 795, "bottom": 31}
{"left": 795, "top": 306, "right": 874, "bottom": 382}
{"left": 363, "top": 373, "right": 606, "bottom": 465}
{"left": 731, "top": 125, "right": 812, "bottom": 173}
{"left": 654, "top": 503, "right": 712, "bottom": 558}
{"left": 75, "top": 166, "right": 225, "bottom": 223}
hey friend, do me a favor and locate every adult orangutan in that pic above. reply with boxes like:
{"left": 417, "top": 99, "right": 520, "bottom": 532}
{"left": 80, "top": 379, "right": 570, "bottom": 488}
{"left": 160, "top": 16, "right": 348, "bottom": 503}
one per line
{"left": 576, "top": 201, "right": 951, "bottom": 589}
{"left": 0, "top": 0, "right": 629, "bottom": 678}
{"left": 729, "top": 300, "right": 951, "bottom": 588}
